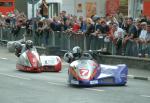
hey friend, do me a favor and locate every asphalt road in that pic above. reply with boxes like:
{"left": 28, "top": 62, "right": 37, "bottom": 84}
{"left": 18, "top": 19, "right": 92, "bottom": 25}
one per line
{"left": 0, "top": 46, "right": 150, "bottom": 103}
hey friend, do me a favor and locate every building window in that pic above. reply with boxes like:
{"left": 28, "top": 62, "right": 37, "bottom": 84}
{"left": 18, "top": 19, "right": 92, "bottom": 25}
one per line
{"left": 48, "top": 3, "right": 60, "bottom": 18}
{"left": 0, "top": 2, "right": 13, "bottom": 7}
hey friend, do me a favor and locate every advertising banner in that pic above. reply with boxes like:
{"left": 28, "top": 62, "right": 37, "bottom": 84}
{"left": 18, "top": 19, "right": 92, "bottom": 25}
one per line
{"left": 143, "top": 0, "right": 150, "bottom": 17}
{"left": 106, "top": 0, "right": 120, "bottom": 15}
{"left": 86, "top": 2, "right": 96, "bottom": 17}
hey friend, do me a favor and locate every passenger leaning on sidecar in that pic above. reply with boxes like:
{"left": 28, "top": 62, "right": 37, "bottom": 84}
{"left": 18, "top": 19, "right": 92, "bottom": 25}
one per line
{"left": 64, "top": 46, "right": 97, "bottom": 63}
{"left": 15, "top": 40, "right": 36, "bottom": 57}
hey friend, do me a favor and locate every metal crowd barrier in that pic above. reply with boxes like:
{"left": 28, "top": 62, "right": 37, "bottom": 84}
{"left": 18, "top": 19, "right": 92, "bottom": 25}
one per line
{"left": 0, "top": 26, "right": 25, "bottom": 46}
{"left": 0, "top": 26, "right": 150, "bottom": 57}
{"left": 33, "top": 31, "right": 150, "bottom": 57}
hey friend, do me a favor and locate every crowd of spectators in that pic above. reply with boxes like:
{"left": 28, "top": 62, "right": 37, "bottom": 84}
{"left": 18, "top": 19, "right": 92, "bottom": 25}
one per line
{"left": 1, "top": 9, "right": 150, "bottom": 57}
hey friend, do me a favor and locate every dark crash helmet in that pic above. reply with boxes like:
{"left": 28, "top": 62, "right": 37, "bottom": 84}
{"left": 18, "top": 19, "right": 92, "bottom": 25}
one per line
{"left": 72, "top": 46, "right": 82, "bottom": 57}
{"left": 25, "top": 40, "right": 33, "bottom": 49}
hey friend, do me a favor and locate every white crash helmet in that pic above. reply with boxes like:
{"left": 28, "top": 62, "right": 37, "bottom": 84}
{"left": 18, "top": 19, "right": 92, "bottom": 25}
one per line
{"left": 25, "top": 40, "right": 33, "bottom": 49}
{"left": 72, "top": 46, "right": 82, "bottom": 56}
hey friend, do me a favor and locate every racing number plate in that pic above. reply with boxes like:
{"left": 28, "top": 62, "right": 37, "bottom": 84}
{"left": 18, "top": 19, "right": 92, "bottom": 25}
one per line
{"left": 90, "top": 80, "right": 98, "bottom": 85}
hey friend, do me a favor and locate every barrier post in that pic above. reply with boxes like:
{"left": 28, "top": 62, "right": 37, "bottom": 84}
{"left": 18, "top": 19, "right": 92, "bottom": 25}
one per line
{"left": 68, "top": 36, "right": 71, "bottom": 50}
{"left": 52, "top": 31, "right": 55, "bottom": 46}
{"left": 65, "top": 32, "right": 72, "bottom": 50}
{"left": 0, "top": 27, "right": 2, "bottom": 40}
{"left": 84, "top": 34, "right": 87, "bottom": 51}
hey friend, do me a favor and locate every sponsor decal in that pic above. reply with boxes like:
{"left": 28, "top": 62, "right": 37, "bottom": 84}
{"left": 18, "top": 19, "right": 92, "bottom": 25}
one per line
{"left": 71, "top": 80, "right": 79, "bottom": 84}
{"left": 90, "top": 80, "right": 98, "bottom": 84}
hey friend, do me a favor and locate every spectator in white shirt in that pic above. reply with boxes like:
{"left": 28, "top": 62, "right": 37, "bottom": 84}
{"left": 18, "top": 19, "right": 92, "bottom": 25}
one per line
{"left": 137, "top": 22, "right": 148, "bottom": 57}
{"left": 112, "top": 23, "right": 124, "bottom": 55}
{"left": 138, "top": 22, "right": 147, "bottom": 43}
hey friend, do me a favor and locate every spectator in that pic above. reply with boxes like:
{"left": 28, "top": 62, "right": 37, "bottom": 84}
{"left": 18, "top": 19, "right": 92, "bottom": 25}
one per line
{"left": 95, "top": 19, "right": 105, "bottom": 50}
{"left": 85, "top": 18, "right": 95, "bottom": 50}
{"left": 79, "top": 16, "right": 87, "bottom": 33}
{"left": 39, "top": 0, "right": 48, "bottom": 18}
{"left": 85, "top": 18, "right": 95, "bottom": 35}
{"left": 63, "top": 19, "right": 71, "bottom": 31}
{"left": 50, "top": 16, "right": 62, "bottom": 31}
{"left": 61, "top": 11, "right": 67, "bottom": 24}
{"left": 143, "top": 23, "right": 150, "bottom": 57}
{"left": 137, "top": 22, "right": 147, "bottom": 57}
{"left": 112, "top": 23, "right": 124, "bottom": 55}
{"left": 138, "top": 22, "right": 147, "bottom": 43}
{"left": 35, "top": 19, "right": 44, "bottom": 46}
{"left": 99, "top": 19, "right": 109, "bottom": 35}
{"left": 114, "top": 10, "right": 124, "bottom": 27}
{"left": 135, "top": 18, "right": 142, "bottom": 37}
{"left": 123, "top": 17, "right": 138, "bottom": 56}
{"left": 72, "top": 20, "right": 80, "bottom": 32}
{"left": 121, "top": 16, "right": 129, "bottom": 33}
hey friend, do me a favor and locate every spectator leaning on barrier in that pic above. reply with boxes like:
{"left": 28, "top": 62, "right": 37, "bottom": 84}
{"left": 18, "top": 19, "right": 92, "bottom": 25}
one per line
{"left": 63, "top": 19, "right": 72, "bottom": 31}
{"left": 80, "top": 18, "right": 87, "bottom": 33}
{"left": 123, "top": 17, "right": 137, "bottom": 56}
{"left": 135, "top": 19, "right": 142, "bottom": 38}
{"left": 51, "top": 16, "right": 62, "bottom": 31}
{"left": 107, "top": 22, "right": 114, "bottom": 42}
{"left": 99, "top": 19, "right": 110, "bottom": 35}
{"left": 61, "top": 11, "right": 67, "bottom": 24}
{"left": 121, "top": 16, "right": 129, "bottom": 33}
{"left": 144, "top": 23, "right": 150, "bottom": 57}
{"left": 95, "top": 18, "right": 105, "bottom": 50}
{"left": 112, "top": 23, "right": 124, "bottom": 55}
{"left": 85, "top": 18, "right": 95, "bottom": 35}
{"left": 85, "top": 18, "right": 95, "bottom": 50}
{"left": 100, "top": 19, "right": 110, "bottom": 51}
{"left": 138, "top": 22, "right": 147, "bottom": 43}
{"left": 137, "top": 22, "right": 150, "bottom": 57}
{"left": 137, "top": 22, "right": 147, "bottom": 57}
{"left": 72, "top": 16, "right": 80, "bottom": 32}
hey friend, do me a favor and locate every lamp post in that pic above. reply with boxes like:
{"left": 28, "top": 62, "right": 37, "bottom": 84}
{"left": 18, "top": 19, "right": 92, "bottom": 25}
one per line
{"left": 32, "top": 0, "right": 35, "bottom": 42}
{"left": 28, "top": 0, "right": 39, "bottom": 42}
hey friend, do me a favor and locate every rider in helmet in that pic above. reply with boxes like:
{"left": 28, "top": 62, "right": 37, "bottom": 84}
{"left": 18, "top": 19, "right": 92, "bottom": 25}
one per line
{"left": 25, "top": 40, "right": 33, "bottom": 49}
{"left": 64, "top": 46, "right": 99, "bottom": 63}
{"left": 21, "top": 40, "right": 35, "bottom": 53}
{"left": 72, "top": 46, "right": 82, "bottom": 59}
{"left": 15, "top": 40, "right": 35, "bottom": 57}
{"left": 64, "top": 46, "right": 82, "bottom": 63}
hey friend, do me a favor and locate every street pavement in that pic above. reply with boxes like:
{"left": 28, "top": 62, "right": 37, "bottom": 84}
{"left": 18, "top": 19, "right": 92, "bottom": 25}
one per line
{"left": 0, "top": 46, "right": 150, "bottom": 103}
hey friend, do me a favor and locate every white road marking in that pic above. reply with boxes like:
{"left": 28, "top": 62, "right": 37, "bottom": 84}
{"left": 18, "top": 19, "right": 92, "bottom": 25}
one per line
{"left": 127, "top": 75, "right": 134, "bottom": 78}
{"left": 84, "top": 88, "right": 104, "bottom": 92}
{"left": 148, "top": 77, "right": 150, "bottom": 80}
{"left": 0, "top": 58, "right": 8, "bottom": 60}
{"left": 0, "top": 73, "right": 31, "bottom": 80}
{"left": 141, "top": 95, "right": 150, "bottom": 98}
{"left": 48, "top": 81, "right": 104, "bottom": 92}
{"left": 48, "top": 81, "right": 67, "bottom": 86}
